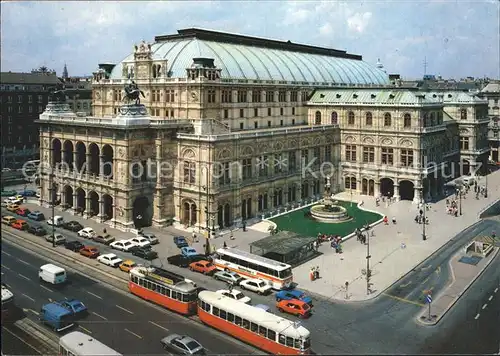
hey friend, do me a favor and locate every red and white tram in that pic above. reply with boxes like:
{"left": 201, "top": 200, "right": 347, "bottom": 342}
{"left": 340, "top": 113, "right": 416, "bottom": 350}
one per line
{"left": 197, "top": 290, "right": 311, "bottom": 355}
{"left": 128, "top": 266, "right": 198, "bottom": 315}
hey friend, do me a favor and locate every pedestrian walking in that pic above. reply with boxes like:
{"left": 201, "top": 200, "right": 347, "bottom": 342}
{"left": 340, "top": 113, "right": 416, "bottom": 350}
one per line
{"left": 392, "top": 216, "right": 397, "bottom": 224}
{"left": 223, "top": 241, "right": 227, "bottom": 249}
{"left": 383, "top": 216, "right": 389, "bottom": 225}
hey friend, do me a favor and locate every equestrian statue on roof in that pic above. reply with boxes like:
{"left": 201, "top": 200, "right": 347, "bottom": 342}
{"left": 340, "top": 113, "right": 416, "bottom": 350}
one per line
{"left": 49, "top": 82, "right": 67, "bottom": 102}
{"left": 124, "top": 80, "right": 145, "bottom": 105}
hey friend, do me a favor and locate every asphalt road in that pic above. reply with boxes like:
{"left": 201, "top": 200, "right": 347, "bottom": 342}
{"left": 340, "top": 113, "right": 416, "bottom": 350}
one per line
{"left": 0, "top": 241, "right": 259, "bottom": 355}
{"left": 1, "top": 325, "right": 42, "bottom": 355}
{"left": 2, "top": 205, "right": 500, "bottom": 355}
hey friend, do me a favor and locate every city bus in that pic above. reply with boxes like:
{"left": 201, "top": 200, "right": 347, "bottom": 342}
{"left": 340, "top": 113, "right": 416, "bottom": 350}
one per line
{"left": 197, "top": 290, "right": 311, "bottom": 355}
{"left": 128, "top": 266, "right": 198, "bottom": 315}
{"left": 213, "top": 248, "right": 293, "bottom": 289}
{"left": 59, "top": 331, "right": 122, "bottom": 355}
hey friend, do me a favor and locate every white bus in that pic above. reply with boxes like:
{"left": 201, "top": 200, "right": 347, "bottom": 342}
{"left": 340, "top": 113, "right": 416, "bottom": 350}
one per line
{"left": 59, "top": 331, "right": 122, "bottom": 356}
{"left": 213, "top": 248, "right": 293, "bottom": 290}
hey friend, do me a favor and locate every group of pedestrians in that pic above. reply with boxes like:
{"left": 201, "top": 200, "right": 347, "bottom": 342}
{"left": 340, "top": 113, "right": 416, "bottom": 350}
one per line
{"left": 315, "top": 233, "right": 343, "bottom": 253}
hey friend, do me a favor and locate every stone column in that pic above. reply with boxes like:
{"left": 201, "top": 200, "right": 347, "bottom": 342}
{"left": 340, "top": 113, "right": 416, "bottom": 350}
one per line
{"left": 375, "top": 181, "right": 381, "bottom": 197}
{"left": 394, "top": 184, "right": 400, "bottom": 201}
{"left": 99, "top": 155, "right": 104, "bottom": 176}
{"left": 98, "top": 199, "right": 105, "bottom": 222}
{"left": 84, "top": 197, "right": 92, "bottom": 218}
{"left": 72, "top": 151, "right": 78, "bottom": 171}
{"left": 72, "top": 193, "right": 78, "bottom": 215}
{"left": 86, "top": 153, "right": 92, "bottom": 176}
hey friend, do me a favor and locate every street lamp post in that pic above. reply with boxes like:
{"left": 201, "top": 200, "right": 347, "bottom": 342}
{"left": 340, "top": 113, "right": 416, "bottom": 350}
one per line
{"left": 49, "top": 176, "right": 56, "bottom": 248}
{"left": 485, "top": 168, "right": 489, "bottom": 198}
{"left": 420, "top": 188, "right": 427, "bottom": 241}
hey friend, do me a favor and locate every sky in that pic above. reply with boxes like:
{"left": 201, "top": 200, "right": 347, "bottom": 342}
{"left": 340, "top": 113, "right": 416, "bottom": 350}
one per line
{"left": 1, "top": 0, "right": 499, "bottom": 80}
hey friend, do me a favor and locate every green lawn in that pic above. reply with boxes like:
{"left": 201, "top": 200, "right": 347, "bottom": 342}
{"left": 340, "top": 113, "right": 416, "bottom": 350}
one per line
{"left": 270, "top": 201, "right": 383, "bottom": 238}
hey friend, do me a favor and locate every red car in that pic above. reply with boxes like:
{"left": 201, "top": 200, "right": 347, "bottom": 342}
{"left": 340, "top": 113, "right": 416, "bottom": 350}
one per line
{"left": 276, "top": 299, "right": 311, "bottom": 318}
{"left": 79, "top": 246, "right": 100, "bottom": 258}
{"left": 11, "top": 219, "right": 29, "bottom": 231}
{"left": 189, "top": 260, "right": 217, "bottom": 275}
{"left": 15, "top": 208, "right": 30, "bottom": 217}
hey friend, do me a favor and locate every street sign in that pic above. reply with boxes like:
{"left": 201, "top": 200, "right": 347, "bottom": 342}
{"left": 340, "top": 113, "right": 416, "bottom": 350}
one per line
{"left": 426, "top": 295, "right": 432, "bottom": 304}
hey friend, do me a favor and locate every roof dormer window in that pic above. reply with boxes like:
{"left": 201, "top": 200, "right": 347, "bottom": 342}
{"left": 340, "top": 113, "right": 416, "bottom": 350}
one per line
{"left": 448, "top": 94, "right": 452, "bottom": 98}
{"left": 353, "top": 94, "right": 358, "bottom": 98}
{"left": 371, "top": 94, "right": 376, "bottom": 99}
{"left": 336, "top": 94, "right": 341, "bottom": 99}
{"left": 389, "top": 94, "right": 395, "bottom": 99}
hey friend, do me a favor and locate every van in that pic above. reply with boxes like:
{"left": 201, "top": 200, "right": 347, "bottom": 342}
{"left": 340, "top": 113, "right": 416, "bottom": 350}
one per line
{"left": 39, "top": 264, "right": 67, "bottom": 284}
{"left": 40, "top": 303, "right": 74, "bottom": 332}
{"left": 47, "top": 215, "right": 64, "bottom": 226}
{"left": 2, "top": 216, "right": 17, "bottom": 226}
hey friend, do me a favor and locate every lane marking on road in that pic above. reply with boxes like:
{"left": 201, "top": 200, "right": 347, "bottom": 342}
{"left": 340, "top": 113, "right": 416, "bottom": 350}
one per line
{"left": 48, "top": 298, "right": 53, "bottom": 302}
{"left": 39, "top": 285, "right": 53, "bottom": 293}
{"left": 1, "top": 264, "right": 11, "bottom": 270}
{"left": 422, "top": 277, "right": 430, "bottom": 285}
{"left": 17, "top": 259, "right": 31, "bottom": 266}
{"left": 421, "top": 265, "right": 432, "bottom": 271}
{"left": 489, "top": 295, "right": 494, "bottom": 301}
{"left": 475, "top": 313, "right": 481, "bottom": 320}
{"left": 400, "top": 281, "right": 412, "bottom": 288}
{"left": 382, "top": 293, "right": 425, "bottom": 307}
{"left": 1, "top": 251, "right": 12, "bottom": 257}
{"left": 116, "top": 305, "right": 134, "bottom": 314}
{"left": 79, "top": 325, "right": 92, "bottom": 334}
{"left": 494, "top": 287, "right": 498, "bottom": 293}
{"left": 124, "top": 328, "right": 142, "bottom": 339}
{"left": 22, "top": 293, "right": 35, "bottom": 302}
{"left": 149, "top": 321, "right": 169, "bottom": 331}
{"left": 92, "top": 312, "right": 108, "bottom": 320}
{"left": 22, "top": 308, "right": 40, "bottom": 316}
{"left": 2, "top": 326, "right": 42, "bottom": 355}
{"left": 18, "top": 273, "right": 30, "bottom": 280}
{"left": 87, "top": 291, "right": 103, "bottom": 299}
{"left": 482, "top": 303, "right": 488, "bottom": 310}
{"left": 4, "top": 283, "right": 11, "bottom": 288}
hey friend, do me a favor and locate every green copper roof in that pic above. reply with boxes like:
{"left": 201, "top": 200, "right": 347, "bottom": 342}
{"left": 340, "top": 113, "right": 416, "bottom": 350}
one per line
{"left": 111, "top": 37, "right": 389, "bottom": 85}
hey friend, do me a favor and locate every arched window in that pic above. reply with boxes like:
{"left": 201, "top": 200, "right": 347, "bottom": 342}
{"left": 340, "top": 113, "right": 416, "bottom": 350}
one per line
{"left": 403, "top": 113, "right": 411, "bottom": 128}
{"left": 345, "top": 176, "right": 357, "bottom": 190}
{"left": 315, "top": 111, "right": 322, "bottom": 125}
{"left": 430, "top": 112, "right": 435, "bottom": 126}
{"left": 460, "top": 109, "right": 467, "bottom": 120}
{"left": 384, "top": 113, "right": 392, "bottom": 126}
{"left": 331, "top": 112, "right": 338, "bottom": 124}
{"left": 365, "top": 112, "right": 373, "bottom": 126}
{"left": 348, "top": 111, "right": 355, "bottom": 125}
{"left": 423, "top": 112, "right": 429, "bottom": 127}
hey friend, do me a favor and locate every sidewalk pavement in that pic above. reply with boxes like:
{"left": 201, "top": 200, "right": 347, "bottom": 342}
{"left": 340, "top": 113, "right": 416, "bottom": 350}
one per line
{"left": 417, "top": 247, "right": 499, "bottom": 325}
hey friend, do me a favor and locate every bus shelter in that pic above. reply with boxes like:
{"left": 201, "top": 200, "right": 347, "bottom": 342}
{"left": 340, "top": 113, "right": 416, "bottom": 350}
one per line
{"left": 249, "top": 231, "right": 317, "bottom": 267}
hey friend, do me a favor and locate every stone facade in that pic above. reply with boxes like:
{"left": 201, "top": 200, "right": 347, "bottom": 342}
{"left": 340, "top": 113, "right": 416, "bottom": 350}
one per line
{"left": 477, "top": 81, "right": 500, "bottom": 162}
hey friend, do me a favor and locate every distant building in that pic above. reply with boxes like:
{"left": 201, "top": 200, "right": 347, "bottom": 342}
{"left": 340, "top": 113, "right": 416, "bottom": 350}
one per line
{"left": 0, "top": 67, "right": 60, "bottom": 168}
{"left": 477, "top": 81, "right": 500, "bottom": 162}
{"left": 61, "top": 76, "right": 93, "bottom": 115}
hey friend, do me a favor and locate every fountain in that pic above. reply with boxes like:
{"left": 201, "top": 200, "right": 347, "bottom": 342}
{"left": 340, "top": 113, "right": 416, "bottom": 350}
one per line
{"left": 310, "top": 177, "right": 352, "bottom": 223}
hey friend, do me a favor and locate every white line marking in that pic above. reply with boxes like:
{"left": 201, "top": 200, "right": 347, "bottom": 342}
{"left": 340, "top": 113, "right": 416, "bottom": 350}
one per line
{"left": 18, "top": 273, "right": 30, "bottom": 280}
{"left": 1, "top": 251, "right": 11, "bottom": 256}
{"left": 489, "top": 295, "right": 494, "bottom": 301}
{"left": 87, "top": 291, "right": 103, "bottom": 299}
{"left": 1, "top": 264, "right": 11, "bottom": 270}
{"left": 475, "top": 313, "right": 480, "bottom": 320}
{"left": 482, "top": 303, "right": 488, "bottom": 310}
{"left": 39, "top": 285, "right": 53, "bottom": 293}
{"left": 149, "top": 321, "right": 169, "bottom": 331}
{"left": 92, "top": 312, "right": 108, "bottom": 320}
{"left": 116, "top": 305, "right": 134, "bottom": 314}
{"left": 79, "top": 326, "right": 92, "bottom": 334}
{"left": 17, "top": 259, "right": 31, "bottom": 266}
{"left": 124, "top": 328, "right": 142, "bottom": 339}
{"left": 494, "top": 287, "right": 498, "bottom": 293}
{"left": 4, "top": 283, "right": 11, "bottom": 288}
{"left": 22, "top": 293, "right": 35, "bottom": 302}
{"left": 2, "top": 326, "right": 42, "bottom": 355}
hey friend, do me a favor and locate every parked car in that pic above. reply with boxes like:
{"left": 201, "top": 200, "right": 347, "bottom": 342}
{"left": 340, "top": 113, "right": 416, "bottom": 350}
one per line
{"left": 110, "top": 240, "right": 136, "bottom": 252}
{"left": 213, "top": 271, "right": 243, "bottom": 285}
{"left": 240, "top": 278, "right": 273, "bottom": 295}
{"left": 181, "top": 247, "right": 198, "bottom": 257}
{"left": 216, "top": 289, "right": 252, "bottom": 304}
{"left": 275, "top": 289, "right": 313, "bottom": 306}
{"left": 62, "top": 221, "right": 83, "bottom": 232}
{"left": 57, "top": 299, "right": 88, "bottom": 316}
{"left": 1, "top": 190, "right": 17, "bottom": 197}
{"left": 77, "top": 227, "right": 96, "bottom": 239}
{"left": 27, "top": 211, "right": 45, "bottom": 221}
{"left": 2, "top": 216, "right": 17, "bottom": 226}
{"left": 130, "top": 246, "right": 158, "bottom": 260}
{"left": 64, "top": 240, "right": 84, "bottom": 252}
{"left": 119, "top": 260, "right": 137, "bottom": 273}
{"left": 5, "top": 196, "right": 22, "bottom": 205}
{"left": 167, "top": 254, "right": 206, "bottom": 268}
{"left": 20, "top": 190, "right": 37, "bottom": 197}
{"left": 28, "top": 225, "right": 47, "bottom": 236}
{"left": 45, "top": 233, "right": 66, "bottom": 245}
{"left": 174, "top": 236, "right": 189, "bottom": 248}
{"left": 47, "top": 215, "right": 64, "bottom": 226}
{"left": 6, "top": 204, "right": 20, "bottom": 213}
{"left": 276, "top": 299, "right": 311, "bottom": 318}
{"left": 79, "top": 246, "right": 100, "bottom": 258}
{"left": 160, "top": 334, "right": 205, "bottom": 355}
{"left": 189, "top": 260, "right": 217, "bottom": 275}
{"left": 11, "top": 219, "right": 29, "bottom": 231}
{"left": 97, "top": 253, "right": 123, "bottom": 267}
{"left": 15, "top": 208, "right": 30, "bottom": 216}
{"left": 128, "top": 236, "right": 151, "bottom": 248}
{"left": 138, "top": 232, "right": 159, "bottom": 245}
{"left": 93, "top": 234, "right": 115, "bottom": 245}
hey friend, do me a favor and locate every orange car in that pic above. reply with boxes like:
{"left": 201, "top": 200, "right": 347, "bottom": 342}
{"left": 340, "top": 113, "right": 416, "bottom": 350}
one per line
{"left": 79, "top": 246, "right": 100, "bottom": 258}
{"left": 119, "top": 260, "right": 137, "bottom": 273}
{"left": 15, "top": 208, "right": 30, "bottom": 217}
{"left": 11, "top": 219, "right": 29, "bottom": 231}
{"left": 276, "top": 299, "right": 311, "bottom": 318}
{"left": 189, "top": 260, "right": 217, "bottom": 275}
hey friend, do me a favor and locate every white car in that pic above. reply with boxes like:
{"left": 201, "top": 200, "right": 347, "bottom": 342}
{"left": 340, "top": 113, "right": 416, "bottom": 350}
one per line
{"left": 78, "top": 227, "right": 96, "bottom": 239}
{"left": 128, "top": 236, "right": 151, "bottom": 248}
{"left": 239, "top": 278, "right": 272, "bottom": 295}
{"left": 216, "top": 289, "right": 252, "bottom": 304}
{"left": 110, "top": 240, "right": 136, "bottom": 252}
{"left": 5, "top": 197, "right": 22, "bottom": 205}
{"left": 47, "top": 216, "right": 64, "bottom": 226}
{"left": 97, "top": 253, "right": 123, "bottom": 267}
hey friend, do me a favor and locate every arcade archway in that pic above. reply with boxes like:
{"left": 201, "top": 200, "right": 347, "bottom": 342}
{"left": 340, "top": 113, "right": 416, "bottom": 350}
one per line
{"left": 88, "top": 143, "right": 100, "bottom": 176}
{"left": 89, "top": 191, "right": 99, "bottom": 216}
{"left": 133, "top": 196, "right": 151, "bottom": 228}
{"left": 75, "top": 188, "right": 86, "bottom": 212}
{"left": 52, "top": 139, "right": 62, "bottom": 166}
{"left": 102, "top": 145, "right": 114, "bottom": 178}
{"left": 399, "top": 180, "right": 415, "bottom": 201}
{"left": 102, "top": 194, "right": 113, "bottom": 220}
{"left": 380, "top": 178, "right": 394, "bottom": 197}
{"left": 362, "top": 178, "right": 375, "bottom": 196}
{"left": 75, "top": 141, "right": 86, "bottom": 173}
{"left": 63, "top": 140, "right": 74, "bottom": 168}
{"left": 63, "top": 185, "right": 73, "bottom": 208}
